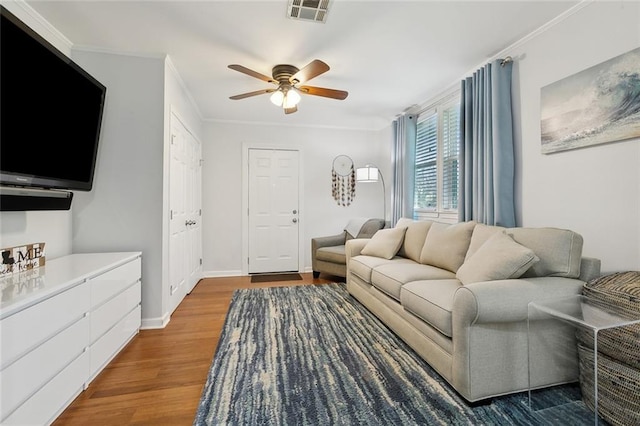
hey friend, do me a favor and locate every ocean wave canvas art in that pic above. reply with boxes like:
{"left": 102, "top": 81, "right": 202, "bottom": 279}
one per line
{"left": 541, "top": 47, "right": 640, "bottom": 154}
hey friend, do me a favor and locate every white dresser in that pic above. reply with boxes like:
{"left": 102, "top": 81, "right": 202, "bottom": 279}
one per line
{"left": 0, "top": 252, "right": 142, "bottom": 425}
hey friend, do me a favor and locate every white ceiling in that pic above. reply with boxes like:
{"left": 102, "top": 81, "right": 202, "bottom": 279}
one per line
{"left": 26, "top": 0, "right": 579, "bottom": 130}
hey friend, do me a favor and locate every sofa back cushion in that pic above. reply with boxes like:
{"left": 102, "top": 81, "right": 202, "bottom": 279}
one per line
{"left": 419, "top": 221, "right": 476, "bottom": 272}
{"left": 395, "top": 218, "right": 433, "bottom": 262}
{"left": 464, "top": 223, "right": 506, "bottom": 261}
{"left": 506, "top": 227, "right": 584, "bottom": 278}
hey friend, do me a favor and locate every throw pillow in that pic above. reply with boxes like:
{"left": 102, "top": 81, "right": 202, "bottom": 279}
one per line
{"left": 464, "top": 223, "right": 506, "bottom": 262}
{"left": 361, "top": 227, "right": 408, "bottom": 260}
{"left": 456, "top": 231, "right": 540, "bottom": 285}
{"left": 419, "top": 221, "right": 476, "bottom": 272}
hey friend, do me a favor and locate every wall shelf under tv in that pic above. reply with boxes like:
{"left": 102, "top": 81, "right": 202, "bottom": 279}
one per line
{"left": 0, "top": 186, "right": 73, "bottom": 211}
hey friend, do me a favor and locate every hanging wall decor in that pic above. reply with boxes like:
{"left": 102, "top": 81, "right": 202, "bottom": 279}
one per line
{"left": 541, "top": 46, "right": 640, "bottom": 154}
{"left": 331, "top": 155, "right": 355, "bottom": 206}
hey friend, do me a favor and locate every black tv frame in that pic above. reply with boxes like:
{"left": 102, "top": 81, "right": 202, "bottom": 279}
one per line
{"left": 0, "top": 6, "right": 106, "bottom": 198}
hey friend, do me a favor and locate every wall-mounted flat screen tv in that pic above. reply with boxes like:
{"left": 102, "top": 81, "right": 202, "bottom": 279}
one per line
{"left": 1, "top": 6, "right": 106, "bottom": 191}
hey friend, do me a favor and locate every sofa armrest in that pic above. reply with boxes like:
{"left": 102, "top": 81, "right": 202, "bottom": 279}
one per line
{"left": 453, "top": 277, "right": 585, "bottom": 324}
{"left": 345, "top": 238, "right": 369, "bottom": 259}
{"left": 312, "top": 233, "right": 346, "bottom": 253}
{"left": 579, "top": 257, "right": 601, "bottom": 282}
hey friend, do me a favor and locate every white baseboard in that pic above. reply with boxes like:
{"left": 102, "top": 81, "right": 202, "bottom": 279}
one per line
{"left": 202, "top": 270, "right": 243, "bottom": 278}
{"left": 140, "top": 312, "right": 171, "bottom": 329}
{"left": 202, "top": 269, "right": 314, "bottom": 278}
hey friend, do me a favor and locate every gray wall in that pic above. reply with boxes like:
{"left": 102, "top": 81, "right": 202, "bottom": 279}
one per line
{"left": 71, "top": 51, "right": 165, "bottom": 325}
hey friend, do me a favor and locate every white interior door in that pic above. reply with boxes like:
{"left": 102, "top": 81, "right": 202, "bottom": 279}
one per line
{"left": 184, "top": 126, "right": 202, "bottom": 293}
{"left": 248, "top": 149, "right": 299, "bottom": 274}
{"left": 169, "top": 112, "right": 202, "bottom": 314}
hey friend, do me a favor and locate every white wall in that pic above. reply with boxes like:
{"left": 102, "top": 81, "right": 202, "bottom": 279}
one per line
{"left": 201, "top": 122, "right": 389, "bottom": 276}
{"left": 510, "top": 1, "right": 640, "bottom": 273}
{"left": 0, "top": 1, "right": 74, "bottom": 259}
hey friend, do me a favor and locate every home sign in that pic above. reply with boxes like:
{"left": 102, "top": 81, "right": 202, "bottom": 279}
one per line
{"left": 0, "top": 242, "right": 46, "bottom": 276}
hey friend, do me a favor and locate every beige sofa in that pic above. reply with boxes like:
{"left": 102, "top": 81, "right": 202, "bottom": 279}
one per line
{"left": 346, "top": 219, "right": 601, "bottom": 402}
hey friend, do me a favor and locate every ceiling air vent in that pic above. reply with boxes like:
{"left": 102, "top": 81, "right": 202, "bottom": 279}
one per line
{"left": 287, "top": 0, "right": 330, "bottom": 23}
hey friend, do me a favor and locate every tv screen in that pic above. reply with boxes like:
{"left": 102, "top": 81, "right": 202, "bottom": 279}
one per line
{"left": 0, "top": 6, "right": 106, "bottom": 191}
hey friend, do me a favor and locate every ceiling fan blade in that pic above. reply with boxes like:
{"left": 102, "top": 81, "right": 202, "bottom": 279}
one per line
{"left": 298, "top": 85, "right": 348, "bottom": 100}
{"left": 228, "top": 64, "right": 276, "bottom": 84}
{"left": 284, "top": 105, "right": 298, "bottom": 114}
{"left": 229, "top": 88, "right": 275, "bottom": 100}
{"left": 290, "top": 59, "right": 330, "bottom": 85}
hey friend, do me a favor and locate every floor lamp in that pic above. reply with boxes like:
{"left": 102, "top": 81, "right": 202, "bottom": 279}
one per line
{"left": 356, "top": 164, "right": 386, "bottom": 224}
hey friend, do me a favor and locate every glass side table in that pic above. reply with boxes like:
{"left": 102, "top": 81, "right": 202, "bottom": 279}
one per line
{"left": 527, "top": 295, "right": 640, "bottom": 425}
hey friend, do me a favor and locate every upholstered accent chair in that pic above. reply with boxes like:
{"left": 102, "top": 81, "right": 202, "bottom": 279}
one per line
{"left": 311, "top": 218, "right": 385, "bottom": 278}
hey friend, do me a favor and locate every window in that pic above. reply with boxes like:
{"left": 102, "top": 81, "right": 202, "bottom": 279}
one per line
{"left": 413, "top": 94, "right": 460, "bottom": 221}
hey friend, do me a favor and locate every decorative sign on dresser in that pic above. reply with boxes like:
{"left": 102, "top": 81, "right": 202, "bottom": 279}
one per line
{"left": 0, "top": 242, "right": 46, "bottom": 276}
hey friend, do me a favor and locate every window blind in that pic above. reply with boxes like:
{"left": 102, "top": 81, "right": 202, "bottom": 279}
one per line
{"left": 414, "top": 113, "right": 437, "bottom": 210}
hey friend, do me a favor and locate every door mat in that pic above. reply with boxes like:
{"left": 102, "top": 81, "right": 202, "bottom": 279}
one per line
{"left": 250, "top": 273, "right": 303, "bottom": 283}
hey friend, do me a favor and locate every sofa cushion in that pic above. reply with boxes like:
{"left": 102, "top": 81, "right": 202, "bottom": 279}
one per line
{"left": 315, "top": 245, "right": 346, "bottom": 264}
{"left": 400, "top": 279, "right": 462, "bottom": 338}
{"left": 456, "top": 231, "right": 540, "bottom": 285}
{"left": 419, "top": 221, "right": 476, "bottom": 272}
{"left": 396, "top": 219, "right": 433, "bottom": 262}
{"left": 361, "top": 227, "right": 407, "bottom": 260}
{"left": 370, "top": 262, "right": 455, "bottom": 301}
{"left": 465, "top": 223, "right": 506, "bottom": 261}
{"left": 506, "top": 227, "right": 584, "bottom": 278}
{"left": 349, "top": 255, "right": 413, "bottom": 283}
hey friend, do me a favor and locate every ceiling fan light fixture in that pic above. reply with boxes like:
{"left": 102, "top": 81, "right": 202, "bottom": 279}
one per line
{"left": 283, "top": 89, "right": 301, "bottom": 108}
{"left": 270, "top": 90, "right": 285, "bottom": 106}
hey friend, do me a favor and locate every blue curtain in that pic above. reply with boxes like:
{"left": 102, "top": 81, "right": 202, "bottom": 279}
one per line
{"left": 391, "top": 114, "right": 416, "bottom": 225}
{"left": 459, "top": 59, "right": 515, "bottom": 227}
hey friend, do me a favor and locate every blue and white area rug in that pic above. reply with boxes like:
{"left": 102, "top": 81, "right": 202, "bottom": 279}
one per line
{"left": 194, "top": 283, "right": 597, "bottom": 425}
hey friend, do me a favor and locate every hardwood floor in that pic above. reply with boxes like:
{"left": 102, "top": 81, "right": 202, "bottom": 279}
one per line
{"left": 53, "top": 273, "right": 337, "bottom": 425}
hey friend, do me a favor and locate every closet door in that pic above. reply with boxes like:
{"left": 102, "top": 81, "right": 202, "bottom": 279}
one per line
{"left": 169, "top": 112, "right": 202, "bottom": 315}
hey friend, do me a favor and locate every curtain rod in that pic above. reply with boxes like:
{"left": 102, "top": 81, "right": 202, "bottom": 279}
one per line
{"left": 500, "top": 56, "right": 513, "bottom": 67}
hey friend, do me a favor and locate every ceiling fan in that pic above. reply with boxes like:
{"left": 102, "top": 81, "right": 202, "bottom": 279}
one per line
{"left": 228, "top": 59, "right": 348, "bottom": 114}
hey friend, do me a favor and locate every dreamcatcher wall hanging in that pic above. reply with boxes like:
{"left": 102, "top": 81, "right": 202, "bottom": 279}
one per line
{"left": 331, "top": 155, "right": 355, "bottom": 206}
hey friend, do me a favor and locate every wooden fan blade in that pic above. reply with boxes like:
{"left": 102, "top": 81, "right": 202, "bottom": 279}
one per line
{"left": 298, "top": 85, "right": 348, "bottom": 100}
{"left": 229, "top": 89, "right": 275, "bottom": 100}
{"left": 228, "top": 64, "right": 276, "bottom": 84}
{"left": 284, "top": 105, "right": 298, "bottom": 114}
{"left": 290, "top": 60, "right": 330, "bottom": 85}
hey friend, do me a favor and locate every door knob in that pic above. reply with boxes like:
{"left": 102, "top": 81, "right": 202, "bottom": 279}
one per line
{"left": 292, "top": 218, "right": 298, "bottom": 223}
{"left": 292, "top": 209, "right": 297, "bottom": 214}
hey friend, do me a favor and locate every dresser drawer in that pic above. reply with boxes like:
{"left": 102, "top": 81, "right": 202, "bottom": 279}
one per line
{"left": 90, "top": 281, "right": 141, "bottom": 343}
{"left": 89, "top": 304, "right": 141, "bottom": 381}
{"left": 90, "top": 257, "right": 141, "bottom": 309}
{"left": 0, "top": 283, "right": 89, "bottom": 366}
{"left": 2, "top": 350, "right": 89, "bottom": 426}
{"left": 0, "top": 315, "right": 89, "bottom": 420}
